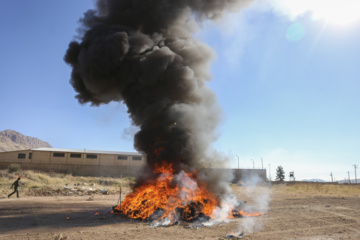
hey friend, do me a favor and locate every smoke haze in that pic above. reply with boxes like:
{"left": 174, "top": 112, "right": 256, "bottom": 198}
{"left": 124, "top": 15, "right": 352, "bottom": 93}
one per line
{"left": 64, "top": 0, "right": 252, "bottom": 186}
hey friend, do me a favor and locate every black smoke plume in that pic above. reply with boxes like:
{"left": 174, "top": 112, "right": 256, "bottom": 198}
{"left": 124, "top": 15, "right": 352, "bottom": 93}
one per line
{"left": 64, "top": 0, "right": 251, "bottom": 188}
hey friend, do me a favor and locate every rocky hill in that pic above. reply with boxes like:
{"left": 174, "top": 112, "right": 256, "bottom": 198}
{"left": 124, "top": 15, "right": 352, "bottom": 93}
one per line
{"left": 0, "top": 129, "right": 52, "bottom": 152}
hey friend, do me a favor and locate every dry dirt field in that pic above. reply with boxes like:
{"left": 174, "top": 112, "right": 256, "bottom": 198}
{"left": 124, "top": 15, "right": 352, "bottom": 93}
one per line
{"left": 1, "top": 182, "right": 360, "bottom": 240}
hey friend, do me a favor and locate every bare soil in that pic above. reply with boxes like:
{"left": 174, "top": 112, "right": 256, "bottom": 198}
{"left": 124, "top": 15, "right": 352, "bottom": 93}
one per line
{"left": 1, "top": 185, "right": 360, "bottom": 240}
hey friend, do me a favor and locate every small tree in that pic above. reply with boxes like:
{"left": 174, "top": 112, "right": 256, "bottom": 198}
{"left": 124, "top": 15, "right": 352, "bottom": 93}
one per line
{"left": 275, "top": 165, "right": 285, "bottom": 181}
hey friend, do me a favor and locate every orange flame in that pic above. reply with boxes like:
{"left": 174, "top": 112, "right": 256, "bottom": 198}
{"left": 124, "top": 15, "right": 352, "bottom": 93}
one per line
{"left": 114, "top": 162, "right": 266, "bottom": 222}
{"left": 114, "top": 163, "right": 218, "bottom": 222}
{"left": 230, "top": 209, "right": 266, "bottom": 218}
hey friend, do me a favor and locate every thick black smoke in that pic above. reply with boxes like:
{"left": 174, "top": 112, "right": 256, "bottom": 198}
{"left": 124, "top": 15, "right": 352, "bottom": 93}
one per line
{"left": 64, "top": 0, "right": 251, "bottom": 184}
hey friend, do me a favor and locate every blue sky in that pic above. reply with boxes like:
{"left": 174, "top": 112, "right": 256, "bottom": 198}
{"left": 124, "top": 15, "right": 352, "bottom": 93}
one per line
{"left": 1, "top": 0, "right": 359, "bottom": 181}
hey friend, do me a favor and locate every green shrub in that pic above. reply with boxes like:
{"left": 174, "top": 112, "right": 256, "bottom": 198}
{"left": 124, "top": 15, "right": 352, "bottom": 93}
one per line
{"left": 8, "top": 164, "right": 21, "bottom": 173}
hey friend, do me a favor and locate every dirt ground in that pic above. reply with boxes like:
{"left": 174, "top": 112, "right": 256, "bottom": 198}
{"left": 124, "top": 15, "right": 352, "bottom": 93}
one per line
{"left": 1, "top": 184, "right": 360, "bottom": 240}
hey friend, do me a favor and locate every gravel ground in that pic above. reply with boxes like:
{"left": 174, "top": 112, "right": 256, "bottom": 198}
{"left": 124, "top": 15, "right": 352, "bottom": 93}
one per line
{"left": 1, "top": 185, "right": 360, "bottom": 239}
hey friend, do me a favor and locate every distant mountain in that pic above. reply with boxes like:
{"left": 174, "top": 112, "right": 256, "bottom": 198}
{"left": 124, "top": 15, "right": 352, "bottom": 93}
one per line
{"left": 0, "top": 129, "right": 52, "bottom": 152}
{"left": 301, "top": 179, "right": 326, "bottom": 182}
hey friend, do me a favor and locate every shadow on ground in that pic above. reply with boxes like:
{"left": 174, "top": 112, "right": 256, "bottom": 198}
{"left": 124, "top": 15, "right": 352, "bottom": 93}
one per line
{"left": 0, "top": 197, "right": 138, "bottom": 234}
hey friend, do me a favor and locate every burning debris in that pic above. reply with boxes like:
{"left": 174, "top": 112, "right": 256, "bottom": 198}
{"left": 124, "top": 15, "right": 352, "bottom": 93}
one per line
{"left": 112, "top": 163, "right": 266, "bottom": 225}
{"left": 231, "top": 210, "right": 266, "bottom": 218}
{"left": 65, "top": 0, "right": 266, "bottom": 231}
{"left": 226, "top": 232, "right": 244, "bottom": 239}
{"left": 113, "top": 163, "right": 218, "bottom": 223}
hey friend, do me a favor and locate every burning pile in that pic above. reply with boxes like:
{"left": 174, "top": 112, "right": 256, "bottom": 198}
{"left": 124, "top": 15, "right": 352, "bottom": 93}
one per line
{"left": 113, "top": 162, "right": 265, "bottom": 224}
{"left": 65, "top": 0, "right": 264, "bottom": 226}
{"left": 114, "top": 163, "right": 218, "bottom": 223}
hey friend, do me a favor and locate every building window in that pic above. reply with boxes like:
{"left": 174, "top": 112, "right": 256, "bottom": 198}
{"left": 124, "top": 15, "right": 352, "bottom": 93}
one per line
{"left": 117, "top": 155, "right": 128, "bottom": 160}
{"left": 18, "top": 153, "right": 26, "bottom": 159}
{"left": 132, "top": 156, "right": 142, "bottom": 161}
{"left": 29, "top": 153, "right": 32, "bottom": 159}
{"left": 53, "top": 152, "right": 65, "bottom": 157}
{"left": 86, "top": 154, "right": 97, "bottom": 159}
{"left": 70, "top": 153, "right": 82, "bottom": 158}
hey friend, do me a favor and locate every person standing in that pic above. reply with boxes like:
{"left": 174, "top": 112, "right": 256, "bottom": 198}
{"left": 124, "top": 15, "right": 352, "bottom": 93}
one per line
{"left": 8, "top": 177, "right": 21, "bottom": 198}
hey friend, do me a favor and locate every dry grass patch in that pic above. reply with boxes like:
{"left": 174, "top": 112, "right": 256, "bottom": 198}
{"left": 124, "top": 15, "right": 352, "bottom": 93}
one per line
{"left": 271, "top": 182, "right": 360, "bottom": 197}
{"left": 0, "top": 169, "right": 134, "bottom": 198}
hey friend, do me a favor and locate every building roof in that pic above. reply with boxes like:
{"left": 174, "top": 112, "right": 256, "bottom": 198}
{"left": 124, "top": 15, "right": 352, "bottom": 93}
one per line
{"left": 31, "top": 148, "right": 143, "bottom": 155}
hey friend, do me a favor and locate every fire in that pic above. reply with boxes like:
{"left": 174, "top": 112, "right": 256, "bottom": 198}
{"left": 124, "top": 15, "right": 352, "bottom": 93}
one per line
{"left": 231, "top": 210, "right": 266, "bottom": 218}
{"left": 113, "top": 162, "right": 266, "bottom": 223}
{"left": 114, "top": 163, "right": 218, "bottom": 222}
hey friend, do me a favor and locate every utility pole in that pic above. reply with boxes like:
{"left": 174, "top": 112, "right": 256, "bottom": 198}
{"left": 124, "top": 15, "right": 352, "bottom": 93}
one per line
{"left": 251, "top": 159, "right": 254, "bottom": 169}
{"left": 261, "top": 157, "right": 263, "bottom": 169}
{"left": 236, "top": 155, "right": 239, "bottom": 169}
{"left": 330, "top": 172, "right": 333, "bottom": 183}
{"left": 348, "top": 171, "right": 351, "bottom": 184}
{"left": 268, "top": 164, "right": 271, "bottom": 181}
{"left": 353, "top": 164, "right": 358, "bottom": 184}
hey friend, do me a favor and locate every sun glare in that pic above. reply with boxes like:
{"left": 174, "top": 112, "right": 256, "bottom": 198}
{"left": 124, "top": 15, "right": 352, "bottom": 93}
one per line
{"left": 272, "top": 0, "right": 360, "bottom": 26}
{"left": 310, "top": 0, "right": 360, "bottom": 26}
